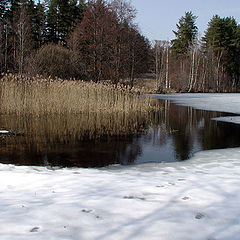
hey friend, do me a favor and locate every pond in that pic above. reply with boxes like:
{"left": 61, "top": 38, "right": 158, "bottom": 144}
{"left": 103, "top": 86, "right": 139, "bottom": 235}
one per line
{"left": 0, "top": 98, "right": 240, "bottom": 168}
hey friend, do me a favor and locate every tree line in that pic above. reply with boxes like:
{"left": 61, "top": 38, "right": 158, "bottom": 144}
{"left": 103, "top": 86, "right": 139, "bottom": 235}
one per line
{"left": 155, "top": 12, "right": 240, "bottom": 93}
{"left": 0, "top": 0, "right": 151, "bottom": 84}
{"left": 1, "top": 1, "right": 240, "bottom": 92}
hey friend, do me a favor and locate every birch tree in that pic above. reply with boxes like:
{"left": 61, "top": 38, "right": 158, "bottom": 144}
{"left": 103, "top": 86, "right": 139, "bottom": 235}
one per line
{"left": 16, "top": 5, "right": 31, "bottom": 74}
{"left": 154, "top": 40, "right": 170, "bottom": 92}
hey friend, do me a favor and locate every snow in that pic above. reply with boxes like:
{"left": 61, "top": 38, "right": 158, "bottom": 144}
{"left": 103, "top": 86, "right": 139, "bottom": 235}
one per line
{"left": 150, "top": 93, "right": 240, "bottom": 115}
{"left": 1, "top": 93, "right": 240, "bottom": 240}
{"left": 0, "top": 130, "right": 9, "bottom": 134}
{"left": 151, "top": 93, "right": 240, "bottom": 125}
{"left": 212, "top": 116, "right": 240, "bottom": 124}
{"left": 1, "top": 148, "right": 240, "bottom": 240}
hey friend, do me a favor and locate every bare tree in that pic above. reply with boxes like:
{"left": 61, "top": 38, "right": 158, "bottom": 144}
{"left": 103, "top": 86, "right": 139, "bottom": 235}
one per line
{"left": 188, "top": 37, "right": 202, "bottom": 92}
{"left": 165, "top": 41, "right": 170, "bottom": 90}
{"left": 110, "top": 0, "right": 137, "bottom": 84}
{"left": 16, "top": 5, "right": 31, "bottom": 74}
{"left": 111, "top": 0, "right": 136, "bottom": 25}
{"left": 0, "top": 21, "right": 3, "bottom": 72}
{"left": 154, "top": 40, "right": 170, "bottom": 92}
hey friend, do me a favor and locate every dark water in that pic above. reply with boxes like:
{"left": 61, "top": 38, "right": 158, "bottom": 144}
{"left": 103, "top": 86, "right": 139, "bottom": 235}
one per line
{"left": 0, "top": 99, "right": 240, "bottom": 168}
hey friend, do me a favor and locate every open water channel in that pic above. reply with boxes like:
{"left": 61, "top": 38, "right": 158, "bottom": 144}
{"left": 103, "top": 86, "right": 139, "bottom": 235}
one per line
{"left": 0, "top": 98, "right": 239, "bottom": 168}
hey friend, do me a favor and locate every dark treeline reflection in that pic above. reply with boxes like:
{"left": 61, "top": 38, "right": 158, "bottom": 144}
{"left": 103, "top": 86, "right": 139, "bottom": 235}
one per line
{"left": 0, "top": 100, "right": 240, "bottom": 168}
{"left": 143, "top": 100, "right": 240, "bottom": 162}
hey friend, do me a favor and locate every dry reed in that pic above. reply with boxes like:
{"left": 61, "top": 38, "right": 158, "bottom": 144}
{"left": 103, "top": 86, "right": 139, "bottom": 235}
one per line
{"left": 0, "top": 74, "right": 157, "bottom": 140}
{"left": 0, "top": 74, "right": 154, "bottom": 116}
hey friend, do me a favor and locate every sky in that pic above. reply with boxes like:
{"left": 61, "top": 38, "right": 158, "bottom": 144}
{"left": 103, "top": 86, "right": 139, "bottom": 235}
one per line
{"left": 131, "top": 0, "right": 240, "bottom": 41}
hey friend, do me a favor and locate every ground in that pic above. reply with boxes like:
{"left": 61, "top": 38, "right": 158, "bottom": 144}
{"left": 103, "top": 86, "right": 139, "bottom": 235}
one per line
{"left": 1, "top": 93, "right": 240, "bottom": 240}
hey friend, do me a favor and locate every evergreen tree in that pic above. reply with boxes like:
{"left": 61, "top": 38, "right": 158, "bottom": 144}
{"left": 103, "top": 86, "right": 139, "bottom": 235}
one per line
{"left": 30, "top": 1, "right": 46, "bottom": 48}
{"left": 204, "top": 15, "right": 240, "bottom": 90}
{"left": 171, "top": 11, "right": 198, "bottom": 57}
{"left": 46, "top": 0, "right": 86, "bottom": 45}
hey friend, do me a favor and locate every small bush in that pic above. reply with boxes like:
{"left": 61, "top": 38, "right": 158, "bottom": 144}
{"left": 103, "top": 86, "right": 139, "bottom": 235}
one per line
{"left": 35, "top": 43, "right": 86, "bottom": 79}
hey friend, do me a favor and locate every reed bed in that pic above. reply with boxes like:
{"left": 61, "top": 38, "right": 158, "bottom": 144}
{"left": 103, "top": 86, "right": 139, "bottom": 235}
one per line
{"left": 0, "top": 74, "right": 158, "bottom": 140}
{"left": 0, "top": 74, "right": 154, "bottom": 116}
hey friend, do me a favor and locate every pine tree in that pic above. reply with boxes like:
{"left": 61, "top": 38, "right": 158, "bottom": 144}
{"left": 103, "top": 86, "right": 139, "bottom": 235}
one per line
{"left": 171, "top": 11, "right": 198, "bottom": 57}
{"left": 30, "top": 1, "right": 46, "bottom": 48}
{"left": 46, "top": 0, "right": 86, "bottom": 45}
{"left": 204, "top": 15, "right": 240, "bottom": 90}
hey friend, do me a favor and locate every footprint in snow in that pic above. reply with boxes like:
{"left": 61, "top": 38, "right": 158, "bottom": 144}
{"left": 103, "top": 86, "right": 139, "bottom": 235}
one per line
{"left": 82, "top": 209, "right": 93, "bottom": 213}
{"left": 123, "top": 195, "right": 146, "bottom": 201}
{"left": 82, "top": 209, "right": 102, "bottom": 219}
{"left": 178, "top": 178, "right": 186, "bottom": 181}
{"left": 195, "top": 213, "right": 205, "bottom": 219}
{"left": 30, "top": 227, "right": 40, "bottom": 232}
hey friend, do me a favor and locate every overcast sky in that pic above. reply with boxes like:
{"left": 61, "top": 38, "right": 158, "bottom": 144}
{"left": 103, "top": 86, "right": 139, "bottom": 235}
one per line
{"left": 131, "top": 0, "right": 240, "bottom": 41}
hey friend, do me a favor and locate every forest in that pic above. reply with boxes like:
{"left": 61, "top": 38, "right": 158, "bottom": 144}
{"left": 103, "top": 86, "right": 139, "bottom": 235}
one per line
{"left": 156, "top": 12, "right": 240, "bottom": 93}
{"left": 0, "top": 0, "right": 240, "bottom": 92}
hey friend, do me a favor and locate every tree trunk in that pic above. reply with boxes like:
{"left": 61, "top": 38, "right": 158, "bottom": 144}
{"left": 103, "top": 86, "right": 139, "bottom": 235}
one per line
{"left": 165, "top": 46, "right": 169, "bottom": 90}
{"left": 188, "top": 49, "right": 195, "bottom": 92}
{"left": 4, "top": 24, "right": 8, "bottom": 72}
{"left": 216, "top": 50, "right": 223, "bottom": 92}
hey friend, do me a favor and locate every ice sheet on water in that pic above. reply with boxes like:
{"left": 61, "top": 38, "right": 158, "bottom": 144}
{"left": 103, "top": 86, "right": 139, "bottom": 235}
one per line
{"left": 212, "top": 116, "right": 240, "bottom": 124}
{"left": 150, "top": 93, "right": 240, "bottom": 116}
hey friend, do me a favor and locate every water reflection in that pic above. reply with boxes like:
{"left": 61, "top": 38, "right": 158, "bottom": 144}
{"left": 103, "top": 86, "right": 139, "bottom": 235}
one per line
{"left": 135, "top": 100, "right": 240, "bottom": 164}
{"left": 0, "top": 99, "right": 240, "bottom": 168}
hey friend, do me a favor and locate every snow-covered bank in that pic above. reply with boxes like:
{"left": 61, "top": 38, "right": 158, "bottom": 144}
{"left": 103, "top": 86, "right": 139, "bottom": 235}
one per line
{"left": 1, "top": 147, "right": 240, "bottom": 240}
{"left": 151, "top": 93, "right": 240, "bottom": 124}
